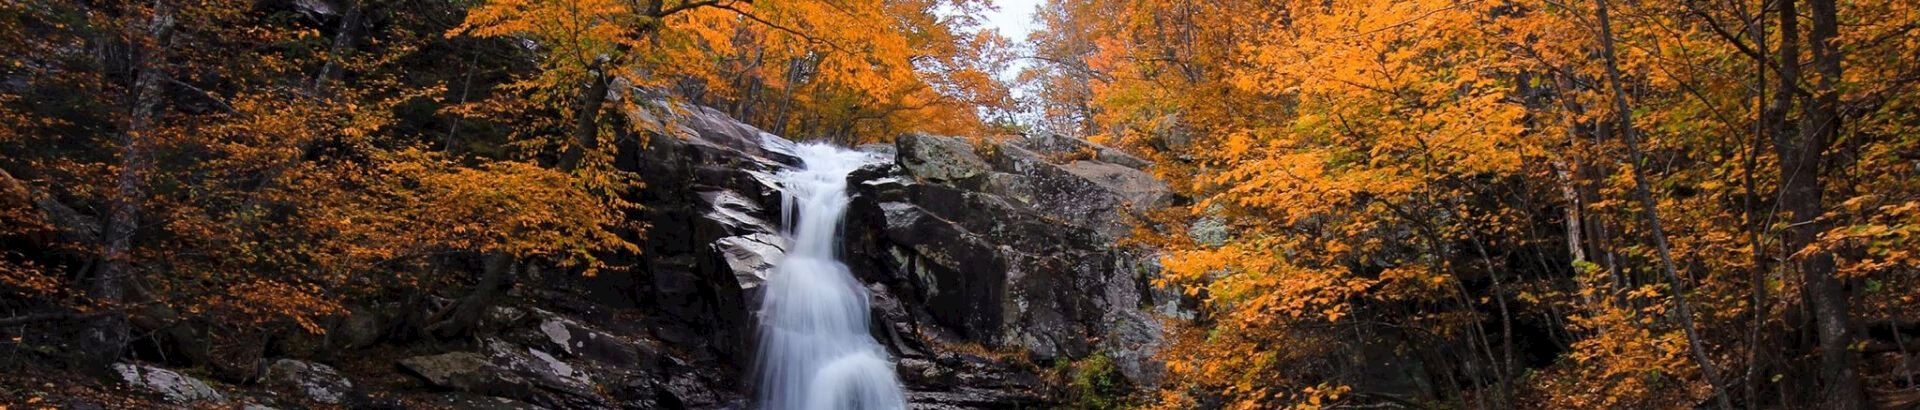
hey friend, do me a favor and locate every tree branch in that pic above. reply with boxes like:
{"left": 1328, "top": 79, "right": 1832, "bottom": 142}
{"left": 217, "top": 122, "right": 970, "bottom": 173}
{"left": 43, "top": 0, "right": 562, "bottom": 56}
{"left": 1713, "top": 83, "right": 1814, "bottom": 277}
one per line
{"left": 711, "top": 3, "right": 855, "bottom": 55}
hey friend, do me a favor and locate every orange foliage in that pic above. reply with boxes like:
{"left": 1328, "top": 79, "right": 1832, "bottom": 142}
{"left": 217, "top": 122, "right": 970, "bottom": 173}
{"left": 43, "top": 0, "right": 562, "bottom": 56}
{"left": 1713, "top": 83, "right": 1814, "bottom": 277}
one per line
{"left": 1026, "top": 0, "right": 1920, "bottom": 406}
{"left": 454, "top": 0, "right": 1015, "bottom": 144}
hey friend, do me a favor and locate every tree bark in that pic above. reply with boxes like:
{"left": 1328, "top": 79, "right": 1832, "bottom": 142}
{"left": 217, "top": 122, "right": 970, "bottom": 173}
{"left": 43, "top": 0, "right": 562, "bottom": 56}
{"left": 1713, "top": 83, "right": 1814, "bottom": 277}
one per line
{"left": 1785, "top": 0, "right": 1864, "bottom": 407}
{"left": 557, "top": 57, "right": 612, "bottom": 171}
{"left": 1590, "top": 1, "right": 1734, "bottom": 408}
{"left": 84, "top": 1, "right": 174, "bottom": 372}
{"left": 311, "top": 0, "right": 362, "bottom": 97}
{"left": 428, "top": 252, "right": 516, "bottom": 339}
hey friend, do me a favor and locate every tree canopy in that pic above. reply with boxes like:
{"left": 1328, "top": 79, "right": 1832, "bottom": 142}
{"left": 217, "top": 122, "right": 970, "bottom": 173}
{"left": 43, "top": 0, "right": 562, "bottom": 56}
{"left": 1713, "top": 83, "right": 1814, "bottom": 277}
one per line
{"left": 1020, "top": 0, "right": 1920, "bottom": 407}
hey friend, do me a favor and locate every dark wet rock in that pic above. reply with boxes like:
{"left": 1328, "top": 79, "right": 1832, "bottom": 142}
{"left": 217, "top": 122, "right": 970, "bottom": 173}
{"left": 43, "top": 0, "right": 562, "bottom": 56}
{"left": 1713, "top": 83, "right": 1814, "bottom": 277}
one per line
{"left": 523, "top": 309, "right": 652, "bottom": 369}
{"left": 434, "top": 394, "right": 547, "bottom": 410}
{"left": 847, "top": 131, "right": 1174, "bottom": 390}
{"left": 897, "top": 357, "right": 950, "bottom": 387}
{"left": 713, "top": 233, "right": 785, "bottom": 292}
{"left": 907, "top": 387, "right": 1047, "bottom": 410}
{"left": 330, "top": 306, "right": 385, "bottom": 350}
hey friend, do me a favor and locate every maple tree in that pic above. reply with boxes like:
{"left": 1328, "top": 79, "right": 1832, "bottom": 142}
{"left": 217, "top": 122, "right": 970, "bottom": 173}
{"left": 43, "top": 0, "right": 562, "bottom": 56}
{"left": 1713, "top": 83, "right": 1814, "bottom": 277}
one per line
{"left": 1024, "top": 0, "right": 1920, "bottom": 407}
{"left": 451, "top": 0, "right": 1014, "bottom": 146}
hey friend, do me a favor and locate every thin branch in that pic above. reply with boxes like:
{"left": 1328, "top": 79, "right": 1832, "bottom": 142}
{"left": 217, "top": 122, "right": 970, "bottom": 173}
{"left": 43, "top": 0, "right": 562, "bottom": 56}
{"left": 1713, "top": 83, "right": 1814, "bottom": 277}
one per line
{"left": 163, "top": 76, "right": 243, "bottom": 116}
{"left": 711, "top": 3, "right": 856, "bottom": 55}
{"left": 655, "top": 0, "right": 730, "bottom": 18}
{"left": 0, "top": 312, "right": 107, "bottom": 327}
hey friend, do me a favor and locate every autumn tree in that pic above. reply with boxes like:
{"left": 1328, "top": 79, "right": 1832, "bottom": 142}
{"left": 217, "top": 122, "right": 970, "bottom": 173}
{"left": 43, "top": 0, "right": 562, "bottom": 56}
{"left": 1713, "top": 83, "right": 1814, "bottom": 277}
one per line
{"left": 0, "top": 0, "right": 634, "bottom": 376}
{"left": 451, "top": 0, "right": 1013, "bottom": 147}
{"left": 1022, "top": 0, "right": 1920, "bottom": 407}
{"left": 2, "top": 0, "right": 1021, "bottom": 379}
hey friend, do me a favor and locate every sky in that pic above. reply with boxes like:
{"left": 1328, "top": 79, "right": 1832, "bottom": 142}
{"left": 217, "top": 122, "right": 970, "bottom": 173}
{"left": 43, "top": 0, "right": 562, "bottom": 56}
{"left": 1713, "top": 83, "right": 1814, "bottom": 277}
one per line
{"left": 977, "top": 0, "right": 1043, "bottom": 119}
{"left": 979, "top": 0, "right": 1043, "bottom": 45}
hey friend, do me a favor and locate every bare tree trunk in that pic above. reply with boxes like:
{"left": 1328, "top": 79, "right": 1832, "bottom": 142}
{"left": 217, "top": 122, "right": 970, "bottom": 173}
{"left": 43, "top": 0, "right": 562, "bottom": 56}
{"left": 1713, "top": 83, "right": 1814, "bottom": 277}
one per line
{"left": 311, "top": 0, "right": 362, "bottom": 98}
{"left": 1788, "top": 0, "right": 1864, "bottom": 407}
{"left": 1590, "top": 1, "right": 1734, "bottom": 408}
{"left": 1744, "top": 1, "right": 1777, "bottom": 407}
{"left": 558, "top": 57, "right": 612, "bottom": 171}
{"left": 428, "top": 253, "right": 515, "bottom": 339}
{"left": 1766, "top": 3, "right": 1824, "bottom": 404}
{"left": 85, "top": 1, "right": 174, "bottom": 372}
{"left": 1471, "top": 239, "right": 1517, "bottom": 405}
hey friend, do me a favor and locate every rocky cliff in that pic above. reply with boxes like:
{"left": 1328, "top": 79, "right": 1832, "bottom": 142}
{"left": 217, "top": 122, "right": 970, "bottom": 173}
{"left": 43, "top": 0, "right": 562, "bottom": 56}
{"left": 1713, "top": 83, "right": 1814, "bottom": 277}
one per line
{"left": 40, "top": 101, "right": 1183, "bottom": 409}
{"left": 593, "top": 101, "right": 1186, "bottom": 408}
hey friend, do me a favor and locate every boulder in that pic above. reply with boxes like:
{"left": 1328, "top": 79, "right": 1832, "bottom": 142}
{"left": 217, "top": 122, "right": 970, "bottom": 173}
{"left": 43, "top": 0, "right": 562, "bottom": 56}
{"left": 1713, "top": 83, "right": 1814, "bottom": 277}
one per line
{"left": 435, "top": 394, "right": 548, "bottom": 410}
{"left": 263, "top": 359, "right": 355, "bottom": 404}
{"left": 604, "top": 101, "right": 805, "bottom": 367}
{"left": 1188, "top": 216, "right": 1229, "bottom": 247}
{"left": 700, "top": 189, "right": 780, "bottom": 236}
{"left": 329, "top": 306, "right": 385, "bottom": 350}
{"left": 481, "top": 339, "right": 597, "bottom": 401}
{"left": 399, "top": 352, "right": 536, "bottom": 400}
{"left": 898, "top": 133, "right": 991, "bottom": 183}
{"left": 1056, "top": 161, "right": 1172, "bottom": 209}
{"left": 1012, "top": 132, "right": 1152, "bottom": 170}
{"left": 712, "top": 233, "right": 786, "bottom": 292}
{"left": 530, "top": 312, "right": 652, "bottom": 369}
{"left": 112, "top": 363, "right": 226, "bottom": 404}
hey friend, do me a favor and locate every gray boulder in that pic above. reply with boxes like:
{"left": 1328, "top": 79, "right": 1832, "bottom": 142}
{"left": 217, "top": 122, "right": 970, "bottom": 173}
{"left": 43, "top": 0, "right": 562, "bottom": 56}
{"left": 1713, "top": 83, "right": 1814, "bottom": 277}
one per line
{"left": 1013, "top": 132, "right": 1153, "bottom": 169}
{"left": 530, "top": 312, "right": 651, "bottom": 369}
{"left": 112, "top": 363, "right": 226, "bottom": 404}
{"left": 1057, "top": 160, "right": 1172, "bottom": 209}
{"left": 481, "top": 339, "right": 597, "bottom": 401}
{"left": 399, "top": 352, "right": 537, "bottom": 400}
{"left": 712, "top": 233, "right": 785, "bottom": 291}
{"left": 264, "top": 359, "right": 355, "bottom": 404}
{"left": 898, "top": 133, "right": 991, "bottom": 183}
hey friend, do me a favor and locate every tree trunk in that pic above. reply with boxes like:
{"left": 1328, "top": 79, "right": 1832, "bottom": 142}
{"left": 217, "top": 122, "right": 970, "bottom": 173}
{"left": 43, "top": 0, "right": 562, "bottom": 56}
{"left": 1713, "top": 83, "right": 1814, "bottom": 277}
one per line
{"left": 1742, "top": 1, "right": 1783, "bottom": 407}
{"left": 1590, "top": 1, "right": 1733, "bottom": 408}
{"left": 311, "top": 0, "right": 362, "bottom": 97}
{"left": 428, "top": 253, "right": 516, "bottom": 340}
{"left": 558, "top": 57, "right": 612, "bottom": 171}
{"left": 84, "top": 1, "right": 175, "bottom": 372}
{"left": 1785, "top": 0, "right": 1864, "bottom": 407}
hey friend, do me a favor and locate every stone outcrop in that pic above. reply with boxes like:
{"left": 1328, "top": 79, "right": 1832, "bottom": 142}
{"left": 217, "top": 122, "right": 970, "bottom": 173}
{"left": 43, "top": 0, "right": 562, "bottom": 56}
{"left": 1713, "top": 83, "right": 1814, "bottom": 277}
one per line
{"left": 843, "top": 132, "right": 1180, "bottom": 389}
{"left": 599, "top": 104, "right": 1181, "bottom": 406}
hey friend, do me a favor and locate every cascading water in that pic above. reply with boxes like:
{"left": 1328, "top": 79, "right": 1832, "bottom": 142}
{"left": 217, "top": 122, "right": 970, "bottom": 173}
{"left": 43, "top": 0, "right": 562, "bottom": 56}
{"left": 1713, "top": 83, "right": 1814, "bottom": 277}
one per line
{"left": 755, "top": 143, "right": 907, "bottom": 410}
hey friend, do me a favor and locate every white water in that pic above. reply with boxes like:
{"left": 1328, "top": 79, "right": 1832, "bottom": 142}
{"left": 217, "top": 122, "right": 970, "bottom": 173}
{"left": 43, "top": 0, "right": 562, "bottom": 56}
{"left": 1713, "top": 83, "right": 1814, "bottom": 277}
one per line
{"left": 755, "top": 143, "right": 907, "bottom": 410}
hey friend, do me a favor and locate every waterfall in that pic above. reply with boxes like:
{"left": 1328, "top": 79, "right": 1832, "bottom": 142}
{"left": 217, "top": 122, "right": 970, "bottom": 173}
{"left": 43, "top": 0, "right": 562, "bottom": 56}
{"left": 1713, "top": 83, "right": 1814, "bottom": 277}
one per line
{"left": 755, "top": 143, "right": 907, "bottom": 410}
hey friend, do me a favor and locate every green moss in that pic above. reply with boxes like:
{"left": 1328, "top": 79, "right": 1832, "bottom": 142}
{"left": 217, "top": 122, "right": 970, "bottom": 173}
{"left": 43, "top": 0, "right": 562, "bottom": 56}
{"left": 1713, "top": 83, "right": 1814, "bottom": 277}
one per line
{"left": 1060, "top": 351, "right": 1133, "bottom": 410}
